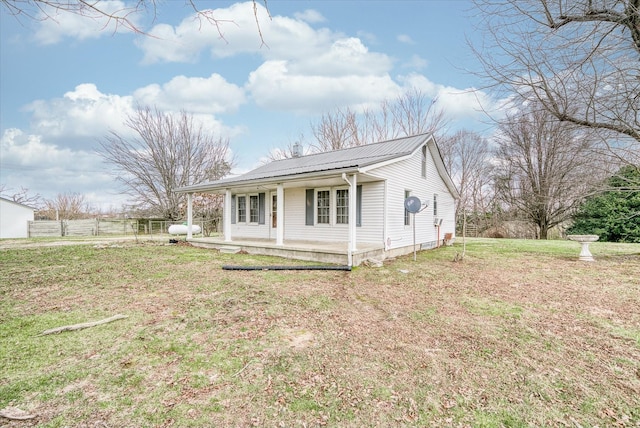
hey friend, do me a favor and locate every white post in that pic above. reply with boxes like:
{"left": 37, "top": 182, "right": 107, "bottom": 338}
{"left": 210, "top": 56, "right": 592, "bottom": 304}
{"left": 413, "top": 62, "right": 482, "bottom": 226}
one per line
{"left": 224, "top": 189, "right": 232, "bottom": 242}
{"left": 186, "top": 193, "right": 193, "bottom": 239}
{"left": 349, "top": 173, "right": 357, "bottom": 253}
{"left": 341, "top": 173, "right": 357, "bottom": 267}
{"left": 276, "top": 184, "right": 284, "bottom": 246}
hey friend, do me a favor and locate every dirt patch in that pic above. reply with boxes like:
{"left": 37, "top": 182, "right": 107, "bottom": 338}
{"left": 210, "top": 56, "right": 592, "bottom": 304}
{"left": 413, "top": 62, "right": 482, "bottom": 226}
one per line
{"left": 282, "top": 328, "right": 316, "bottom": 350}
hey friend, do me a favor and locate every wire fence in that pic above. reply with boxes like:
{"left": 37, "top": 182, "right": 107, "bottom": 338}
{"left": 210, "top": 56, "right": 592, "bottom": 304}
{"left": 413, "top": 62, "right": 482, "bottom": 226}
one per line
{"left": 27, "top": 218, "right": 217, "bottom": 238}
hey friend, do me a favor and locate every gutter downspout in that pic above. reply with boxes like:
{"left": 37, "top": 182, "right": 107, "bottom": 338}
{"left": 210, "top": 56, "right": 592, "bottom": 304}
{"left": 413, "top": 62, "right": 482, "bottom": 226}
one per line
{"left": 187, "top": 193, "right": 193, "bottom": 240}
{"left": 342, "top": 173, "right": 357, "bottom": 267}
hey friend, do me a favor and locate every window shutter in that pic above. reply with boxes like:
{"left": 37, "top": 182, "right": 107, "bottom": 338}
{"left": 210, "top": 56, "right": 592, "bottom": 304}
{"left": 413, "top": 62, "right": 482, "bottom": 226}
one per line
{"left": 356, "top": 185, "right": 362, "bottom": 227}
{"left": 305, "top": 189, "right": 314, "bottom": 226}
{"left": 258, "top": 193, "right": 265, "bottom": 224}
{"left": 230, "top": 195, "right": 236, "bottom": 224}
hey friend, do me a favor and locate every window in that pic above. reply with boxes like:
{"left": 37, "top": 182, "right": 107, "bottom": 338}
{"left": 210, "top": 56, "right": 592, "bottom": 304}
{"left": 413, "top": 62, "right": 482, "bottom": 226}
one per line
{"left": 336, "top": 189, "right": 349, "bottom": 224}
{"left": 421, "top": 145, "right": 427, "bottom": 178}
{"left": 433, "top": 194, "right": 438, "bottom": 216}
{"left": 306, "top": 186, "right": 362, "bottom": 226}
{"left": 249, "top": 195, "right": 259, "bottom": 223}
{"left": 236, "top": 193, "right": 265, "bottom": 224}
{"left": 317, "top": 190, "right": 330, "bottom": 224}
{"left": 237, "top": 196, "right": 246, "bottom": 223}
{"left": 404, "top": 190, "right": 411, "bottom": 226}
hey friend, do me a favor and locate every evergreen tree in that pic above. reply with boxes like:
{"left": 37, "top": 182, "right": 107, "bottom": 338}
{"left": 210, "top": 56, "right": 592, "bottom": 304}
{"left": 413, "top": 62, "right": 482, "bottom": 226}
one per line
{"left": 568, "top": 166, "right": 640, "bottom": 243}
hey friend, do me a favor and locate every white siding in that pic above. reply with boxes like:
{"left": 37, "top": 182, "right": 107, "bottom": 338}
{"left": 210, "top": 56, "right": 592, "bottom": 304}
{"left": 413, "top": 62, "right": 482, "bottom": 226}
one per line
{"left": 358, "top": 181, "right": 385, "bottom": 244}
{"left": 229, "top": 193, "right": 271, "bottom": 239}
{"left": 282, "top": 188, "right": 307, "bottom": 241}
{"left": 367, "top": 143, "right": 456, "bottom": 249}
{"left": 230, "top": 222, "right": 271, "bottom": 239}
{"left": 282, "top": 183, "right": 384, "bottom": 245}
{"left": 0, "top": 199, "right": 34, "bottom": 239}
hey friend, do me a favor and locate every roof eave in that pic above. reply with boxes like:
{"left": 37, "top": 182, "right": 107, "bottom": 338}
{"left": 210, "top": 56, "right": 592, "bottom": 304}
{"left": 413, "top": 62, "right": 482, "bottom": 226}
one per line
{"left": 175, "top": 166, "right": 362, "bottom": 193}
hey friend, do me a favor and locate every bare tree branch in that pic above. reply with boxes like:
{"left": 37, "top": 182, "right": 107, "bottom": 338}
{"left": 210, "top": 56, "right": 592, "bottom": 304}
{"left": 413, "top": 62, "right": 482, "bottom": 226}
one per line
{"left": 309, "top": 88, "right": 448, "bottom": 153}
{"left": 98, "top": 106, "right": 233, "bottom": 219}
{"left": 1, "top": 0, "right": 271, "bottom": 41}
{"left": 473, "top": 0, "right": 640, "bottom": 164}
{"left": 0, "top": 185, "right": 42, "bottom": 208}
{"left": 438, "top": 130, "right": 495, "bottom": 231}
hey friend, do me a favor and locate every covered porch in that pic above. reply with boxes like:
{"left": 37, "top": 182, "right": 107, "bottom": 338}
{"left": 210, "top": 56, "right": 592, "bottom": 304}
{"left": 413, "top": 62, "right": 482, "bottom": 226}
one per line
{"left": 179, "top": 170, "right": 384, "bottom": 267}
{"left": 187, "top": 236, "right": 386, "bottom": 266}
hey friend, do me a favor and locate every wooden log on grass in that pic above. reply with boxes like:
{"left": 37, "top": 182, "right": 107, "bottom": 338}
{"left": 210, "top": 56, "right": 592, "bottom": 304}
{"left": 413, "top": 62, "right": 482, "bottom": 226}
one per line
{"left": 38, "top": 314, "right": 128, "bottom": 336}
{"left": 0, "top": 406, "right": 37, "bottom": 420}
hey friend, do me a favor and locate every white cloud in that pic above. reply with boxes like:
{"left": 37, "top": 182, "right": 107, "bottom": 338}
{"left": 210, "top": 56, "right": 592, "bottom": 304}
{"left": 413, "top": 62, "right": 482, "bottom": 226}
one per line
{"left": 289, "top": 37, "right": 392, "bottom": 76}
{"left": 25, "top": 84, "right": 135, "bottom": 142}
{"left": 1, "top": 129, "right": 76, "bottom": 165}
{"left": 33, "top": 0, "right": 141, "bottom": 45}
{"left": 22, "top": 75, "right": 244, "bottom": 149}
{"left": 402, "top": 54, "right": 428, "bottom": 70}
{"left": 137, "top": 2, "right": 274, "bottom": 63}
{"left": 397, "top": 34, "right": 414, "bottom": 44}
{"left": 294, "top": 9, "right": 326, "bottom": 24}
{"left": 133, "top": 74, "right": 246, "bottom": 114}
{"left": 0, "top": 128, "right": 118, "bottom": 208}
{"left": 135, "top": 2, "right": 404, "bottom": 116}
{"left": 137, "top": 2, "right": 338, "bottom": 63}
{"left": 2, "top": 73, "right": 244, "bottom": 207}
{"left": 247, "top": 60, "right": 400, "bottom": 114}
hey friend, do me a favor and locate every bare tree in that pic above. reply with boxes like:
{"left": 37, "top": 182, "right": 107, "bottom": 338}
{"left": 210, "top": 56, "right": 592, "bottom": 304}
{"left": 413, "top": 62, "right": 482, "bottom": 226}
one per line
{"left": 0, "top": 185, "right": 42, "bottom": 208}
{"left": 439, "top": 130, "right": 495, "bottom": 232}
{"left": 38, "top": 192, "right": 92, "bottom": 220}
{"left": 493, "top": 99, "right": 607, "bottom": 239}
{"left": 1, "top": 0, "right": 271, "bottom": 41}
{"left": 190, "top": 193, "right": 224, "bottom": 236}
{"left": 473, "top": 0, "right": 640, "bottom": 165}
{"left": 388, "top": 89, "right": 447, "bottom": 139}
{"left": 99, "top": 106, "right": 233, "bottom": 220}
{"left": 311, "top": 107, "right": 363, "bottom": 152}
{"left": 309, "top": 88, "right": 448, "bottom": 153}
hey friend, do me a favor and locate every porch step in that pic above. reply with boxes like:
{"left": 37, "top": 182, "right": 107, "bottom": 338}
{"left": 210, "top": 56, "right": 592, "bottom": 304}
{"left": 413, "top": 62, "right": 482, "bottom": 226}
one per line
{"left": 219, "top": 246, "right": 242, "bottom": 254}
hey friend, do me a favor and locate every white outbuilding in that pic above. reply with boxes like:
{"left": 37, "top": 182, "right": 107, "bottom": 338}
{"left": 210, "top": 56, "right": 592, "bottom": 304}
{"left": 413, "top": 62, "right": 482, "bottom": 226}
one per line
{"left": 0, "top": 197, "right": 35, "bottom": 239}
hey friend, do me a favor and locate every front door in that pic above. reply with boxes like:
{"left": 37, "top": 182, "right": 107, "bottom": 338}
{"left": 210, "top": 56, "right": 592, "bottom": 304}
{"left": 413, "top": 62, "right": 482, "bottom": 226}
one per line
{"left": 271, "top": 193, "right": 277, "bottom": 228}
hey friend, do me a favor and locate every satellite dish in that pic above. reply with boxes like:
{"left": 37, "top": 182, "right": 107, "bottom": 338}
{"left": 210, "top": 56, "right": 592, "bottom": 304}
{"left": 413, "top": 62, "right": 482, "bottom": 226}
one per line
{"left": 404, "top": 196, "right": 422, "bottom": 213}
{"left": 404, "top": 196, "right": 429, "bottom": 262}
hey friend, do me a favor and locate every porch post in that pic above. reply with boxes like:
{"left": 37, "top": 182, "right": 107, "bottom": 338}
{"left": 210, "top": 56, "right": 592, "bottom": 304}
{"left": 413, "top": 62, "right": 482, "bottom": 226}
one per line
{"left": 186, "top": 192, "right": 193, "bottom": 239}
{"left": 276, "top": 184, "right": 284, "bottom": 246}
{"left": 224, "top": 189, "right": 232, "bottom": 242}
{"left": 349, "top": 174, "right": 357, "bottom": 253}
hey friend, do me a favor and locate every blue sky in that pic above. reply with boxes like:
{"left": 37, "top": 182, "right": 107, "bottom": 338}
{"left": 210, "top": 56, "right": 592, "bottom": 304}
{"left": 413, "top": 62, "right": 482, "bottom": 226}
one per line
{"left": 0, "top": 0, "right": 496, "bottom": 211}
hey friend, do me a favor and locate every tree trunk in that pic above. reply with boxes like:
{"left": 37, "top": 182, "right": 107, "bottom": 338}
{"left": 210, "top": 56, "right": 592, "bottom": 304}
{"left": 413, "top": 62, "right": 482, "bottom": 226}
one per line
{"left": 539, "top": 223, "right": 549, "bottom": 240}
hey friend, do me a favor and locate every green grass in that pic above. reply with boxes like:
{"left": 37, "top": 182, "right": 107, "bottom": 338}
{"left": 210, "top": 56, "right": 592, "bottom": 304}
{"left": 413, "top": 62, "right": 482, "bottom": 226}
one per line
{"left": 0, "top": 238, "right": 639, "bottom": 426}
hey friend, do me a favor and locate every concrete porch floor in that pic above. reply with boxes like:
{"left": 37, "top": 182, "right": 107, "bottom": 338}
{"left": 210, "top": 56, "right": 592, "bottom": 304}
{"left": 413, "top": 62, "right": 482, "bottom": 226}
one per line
{"left": 187, "top": 236, "right": 386, "bottom": 266}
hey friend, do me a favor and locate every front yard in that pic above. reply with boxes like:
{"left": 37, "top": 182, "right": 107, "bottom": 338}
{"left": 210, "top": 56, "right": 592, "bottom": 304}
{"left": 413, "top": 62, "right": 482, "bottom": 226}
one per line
{"left": 1, "top": 238, "right": 639, "bottom": 427}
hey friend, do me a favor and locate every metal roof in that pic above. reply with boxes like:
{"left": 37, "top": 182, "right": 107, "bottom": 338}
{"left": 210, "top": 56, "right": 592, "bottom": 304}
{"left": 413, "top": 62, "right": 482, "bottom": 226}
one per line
{"left": 176, "top": 133, "right": 432, "bottom": 192}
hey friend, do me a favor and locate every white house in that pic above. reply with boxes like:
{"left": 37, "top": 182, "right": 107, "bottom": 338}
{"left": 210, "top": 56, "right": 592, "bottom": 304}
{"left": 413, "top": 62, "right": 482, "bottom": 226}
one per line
{"left": 176, "top": 133, "right": 459, "bottom": 266}
{"left": 0, "top": 197, "right": 35, "bottom": 239}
